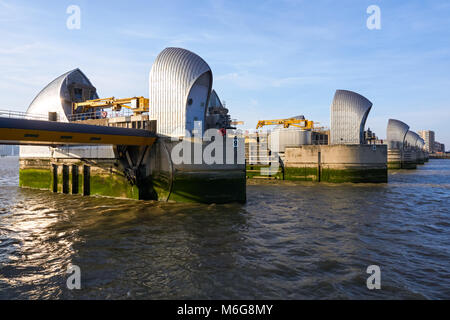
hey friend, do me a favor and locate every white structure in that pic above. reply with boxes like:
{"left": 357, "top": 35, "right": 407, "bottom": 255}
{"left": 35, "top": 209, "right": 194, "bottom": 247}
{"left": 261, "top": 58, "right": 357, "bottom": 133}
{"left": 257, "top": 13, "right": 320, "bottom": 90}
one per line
{"left": 330, "top": 90, "right": 372, "bottom": 145}
{"left": 148, "top": 47, "right": 213, "bottom": 137}
{"left": 20, "top": 69, "right": 114, "bottom": 159}
{"left": 27, "top": 68, "right": 98, "bottom": 122}
{"left": 269, "top": 126, "right": 312, "bottom": 153}
{"left": 386, "top": 119, "right": 409, "bottom": 150}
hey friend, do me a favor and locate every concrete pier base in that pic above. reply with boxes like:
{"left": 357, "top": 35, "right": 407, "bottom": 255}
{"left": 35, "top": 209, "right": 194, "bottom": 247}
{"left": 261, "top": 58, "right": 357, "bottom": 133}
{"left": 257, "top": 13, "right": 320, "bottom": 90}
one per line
{"left": 388, "top": 149, "right": 424, "bottom": 169}
{"left": 283, "top": 144, "right": 388, "bottom": 183}
{"left": 387, "top": 149, "right": 402, "bottom": 169}
{"left": 150, "top": 138, "right": 246, "bottom": 204}
{"left": 402, "top": 150, "right": 417, "bottom": 169}
{"left": 416, "top": 151, "right": 425, "bottom": 164}
{"left": 20, "top": 158, "right": 140, "bottom": 199}
{"left": 19, "top": 137, "right": 247, "bottom": 204}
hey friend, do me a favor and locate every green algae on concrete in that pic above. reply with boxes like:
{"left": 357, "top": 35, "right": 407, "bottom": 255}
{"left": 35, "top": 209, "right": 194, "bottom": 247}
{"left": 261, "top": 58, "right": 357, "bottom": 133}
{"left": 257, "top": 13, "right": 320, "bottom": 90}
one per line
{"left": 90, "top": 173, "right": 139, "bottom": 199}
{"left": 388, "top": 162, "right": 402, "bottom": 169}
{"left": 19, "top": 162, "right": 139, "bottom": 199}
{"left": 168, "top": 170, "right": 246, "bottom": 204}
{"left": 151, "top": 171, "right": 172, "bottom": 202}
{"left": 246, "top": 165, "right": 284, "bottom": 180}
{"left": 321, "top": 168, "right": 387, "bottom": 183}
{"left": 19, "top": 168, "right": 52, "bottom": 190}
{"left": 284, "top": 167, "right": 318, "bottom": 181}
{"left": 278, "top": 166, "right": 387, "bottom": 183}
{"left": 389, "top": 161, "right": 417, "bottom": 169}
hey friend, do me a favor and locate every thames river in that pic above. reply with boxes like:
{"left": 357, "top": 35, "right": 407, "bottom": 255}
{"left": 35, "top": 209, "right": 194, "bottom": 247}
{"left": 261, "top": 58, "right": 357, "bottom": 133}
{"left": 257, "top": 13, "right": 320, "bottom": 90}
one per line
{"left": 0, "top": 156, "right": 449, "bottom": 299}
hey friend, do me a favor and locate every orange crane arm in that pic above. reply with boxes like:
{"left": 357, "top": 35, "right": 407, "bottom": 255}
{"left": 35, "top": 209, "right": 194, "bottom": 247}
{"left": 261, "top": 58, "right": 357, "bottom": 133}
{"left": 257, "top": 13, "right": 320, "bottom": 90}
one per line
{"left": 72, "top": 97, "right": 149, "bottom": 115}
{"left": 256, "top": 118, "right": 315, "bottom": 130}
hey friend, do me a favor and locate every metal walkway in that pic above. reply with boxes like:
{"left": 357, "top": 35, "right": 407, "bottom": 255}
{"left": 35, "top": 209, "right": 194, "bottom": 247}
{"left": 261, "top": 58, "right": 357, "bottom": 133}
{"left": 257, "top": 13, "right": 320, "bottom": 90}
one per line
{"left": 0, "top": 117, "right": 157, "bottom": 146}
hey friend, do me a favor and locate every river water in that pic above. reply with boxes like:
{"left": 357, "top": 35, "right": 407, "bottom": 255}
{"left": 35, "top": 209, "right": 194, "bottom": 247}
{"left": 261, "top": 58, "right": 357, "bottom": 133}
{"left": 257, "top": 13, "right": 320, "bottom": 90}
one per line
{"left": 0, "top": 156, "right": 449, "bottom": 299}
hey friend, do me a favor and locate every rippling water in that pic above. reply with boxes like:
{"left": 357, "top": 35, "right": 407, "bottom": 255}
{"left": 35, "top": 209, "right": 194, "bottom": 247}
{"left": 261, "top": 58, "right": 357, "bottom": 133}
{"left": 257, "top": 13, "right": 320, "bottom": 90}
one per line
{"left": 0, "top": 156, "right": 449, "bottom": 299}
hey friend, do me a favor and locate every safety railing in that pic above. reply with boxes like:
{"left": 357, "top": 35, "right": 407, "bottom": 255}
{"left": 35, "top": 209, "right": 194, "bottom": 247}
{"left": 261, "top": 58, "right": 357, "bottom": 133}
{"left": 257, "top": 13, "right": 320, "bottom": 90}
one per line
{"left": 67, "top": 109, "right": 136, "bottom": 122}
{"left": 0, "top": 109, "right": 49, "bottom": 121}
{"left": 0, "top": 108, "right": 139, "bottom": 123}
{"left": 67, "top": 111, "right": 105, "bottom": 122}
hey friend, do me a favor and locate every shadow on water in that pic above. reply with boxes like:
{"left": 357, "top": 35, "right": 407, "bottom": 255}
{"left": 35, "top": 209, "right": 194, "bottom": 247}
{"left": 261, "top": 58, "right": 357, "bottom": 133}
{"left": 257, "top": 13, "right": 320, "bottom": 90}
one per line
{"left": 1, "top": 157, "right": 449, "bottom": 299}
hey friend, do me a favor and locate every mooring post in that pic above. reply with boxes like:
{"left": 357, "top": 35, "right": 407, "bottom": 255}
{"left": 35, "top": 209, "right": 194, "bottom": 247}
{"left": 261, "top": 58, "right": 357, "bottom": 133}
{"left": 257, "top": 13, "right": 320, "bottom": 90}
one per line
{"left": 317, "top": 151, "right": 321, "bottom": 182}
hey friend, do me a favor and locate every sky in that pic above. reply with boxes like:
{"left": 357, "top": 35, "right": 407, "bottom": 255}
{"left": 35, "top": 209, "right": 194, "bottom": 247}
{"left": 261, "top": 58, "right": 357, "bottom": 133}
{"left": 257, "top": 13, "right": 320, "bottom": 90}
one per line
{"left": 0, "top": 0, "right": 449, "bottom": 148}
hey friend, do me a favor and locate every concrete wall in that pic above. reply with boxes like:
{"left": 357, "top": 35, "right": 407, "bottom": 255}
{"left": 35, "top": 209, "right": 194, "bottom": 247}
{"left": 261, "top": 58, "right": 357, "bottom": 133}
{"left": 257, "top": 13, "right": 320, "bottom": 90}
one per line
{"left": 150, "top": 137, "right": 246, "bottom": 203}
{"left": 19, "top": 136, "right": 247, "bottom": 204}
{"left": 387, "top": 149, "right": 402, "bottom": 169}
{"left": 388, "top": 149, "right": 425, "bottom": 169}
{"left": 283, "top": 144, "right": 387, "bottom": 183}
{"left": 402, "top": 150, "right": 417, "bottom": 169}
{"left": 19, "top": 158, "right": 139, "bottom": 199}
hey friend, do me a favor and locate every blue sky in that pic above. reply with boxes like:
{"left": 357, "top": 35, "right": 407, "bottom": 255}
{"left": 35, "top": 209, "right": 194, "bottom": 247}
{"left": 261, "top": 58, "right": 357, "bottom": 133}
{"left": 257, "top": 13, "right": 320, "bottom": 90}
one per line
{"left": 1, "top": 0, "right": 449, "bottom": 148}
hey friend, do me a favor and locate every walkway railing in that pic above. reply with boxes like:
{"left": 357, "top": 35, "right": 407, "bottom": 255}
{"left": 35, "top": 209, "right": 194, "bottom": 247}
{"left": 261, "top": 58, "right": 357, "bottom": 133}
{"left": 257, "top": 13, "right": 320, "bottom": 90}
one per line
{"left": 0, "top": 109, "right": 49, "bottom": 121}
{"left": 67, "top": 109, "right": 135, "bottom": 122}
{"left": 0, "top": 108, "right": 137, "bottom": 124}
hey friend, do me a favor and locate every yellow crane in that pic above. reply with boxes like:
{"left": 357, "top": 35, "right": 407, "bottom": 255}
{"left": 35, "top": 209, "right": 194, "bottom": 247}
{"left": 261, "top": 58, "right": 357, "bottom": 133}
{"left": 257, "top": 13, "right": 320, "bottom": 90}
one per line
{"left": 72, "top": 96, "right": 149, "bottom": 115}
{"left": 256, "top": 118, "right": 315, "bottom": 130}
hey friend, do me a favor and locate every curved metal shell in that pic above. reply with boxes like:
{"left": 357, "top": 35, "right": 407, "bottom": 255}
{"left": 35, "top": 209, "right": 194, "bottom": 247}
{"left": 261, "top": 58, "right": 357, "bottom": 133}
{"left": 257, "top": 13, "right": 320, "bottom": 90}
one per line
{"left": 386, "top": 119, "right": 409, "bottom": 150}
{"left": 27, "top": 68, "right": 98, "bottom": 122}
{"left": 405, "top": 131, "right": 420, "bottom": 149}
{"left": 148, "top": 47, "right": 213, "bottom": 137}
{"left": 417, "top": 137, "right": 425, "bottom": 150}
{"left": 413, "top": 132, "right": 422, "bottom": 149}
{"left": 330, "top": 90, "right": 372, "bottom": 145}
{"left": 21, "top": 69, "right": 101, "bottom": 158}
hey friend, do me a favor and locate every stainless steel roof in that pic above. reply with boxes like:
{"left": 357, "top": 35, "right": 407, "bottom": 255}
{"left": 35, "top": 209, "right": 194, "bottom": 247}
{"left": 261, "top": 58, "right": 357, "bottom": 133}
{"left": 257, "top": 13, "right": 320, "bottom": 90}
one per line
{"left": 330, "top": 90, "right": 372, "bottom": 145}
{"left": 405, "top": 131, "right": 420, "bottom": 149}
{"left": 387, "top": 119, "right": 409, "bottom": 150}
{"left": 27, "top": 68, "right": 98, "bottom": 122}
{"left": 148, "top": 47, "right": 212, "bottom": 137}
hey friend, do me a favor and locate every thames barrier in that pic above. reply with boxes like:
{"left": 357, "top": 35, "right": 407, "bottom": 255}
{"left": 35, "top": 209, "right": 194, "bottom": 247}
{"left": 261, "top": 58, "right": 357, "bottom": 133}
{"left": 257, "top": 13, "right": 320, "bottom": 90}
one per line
{"left": 1, "top": 1, "right": 449, "bottom": 304}
{"left": 0, "top": 47, "right": 439, "bottom": 203}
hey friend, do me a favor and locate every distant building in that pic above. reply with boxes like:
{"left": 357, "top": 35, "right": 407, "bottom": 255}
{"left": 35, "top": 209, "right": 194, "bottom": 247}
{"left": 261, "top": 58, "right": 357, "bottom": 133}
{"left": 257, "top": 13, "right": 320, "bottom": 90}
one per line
{"left": 418, "top": 130, "right": 435, "bottom": 153}
{"left": 433, "top": 141, "right": 445, "bottom": 153}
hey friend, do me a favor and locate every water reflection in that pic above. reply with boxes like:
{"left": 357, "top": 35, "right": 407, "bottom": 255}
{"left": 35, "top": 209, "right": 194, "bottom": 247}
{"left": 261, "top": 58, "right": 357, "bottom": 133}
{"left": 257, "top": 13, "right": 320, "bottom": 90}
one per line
{"left": 0, "top": 157, "right": 449, "bottom": 299}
